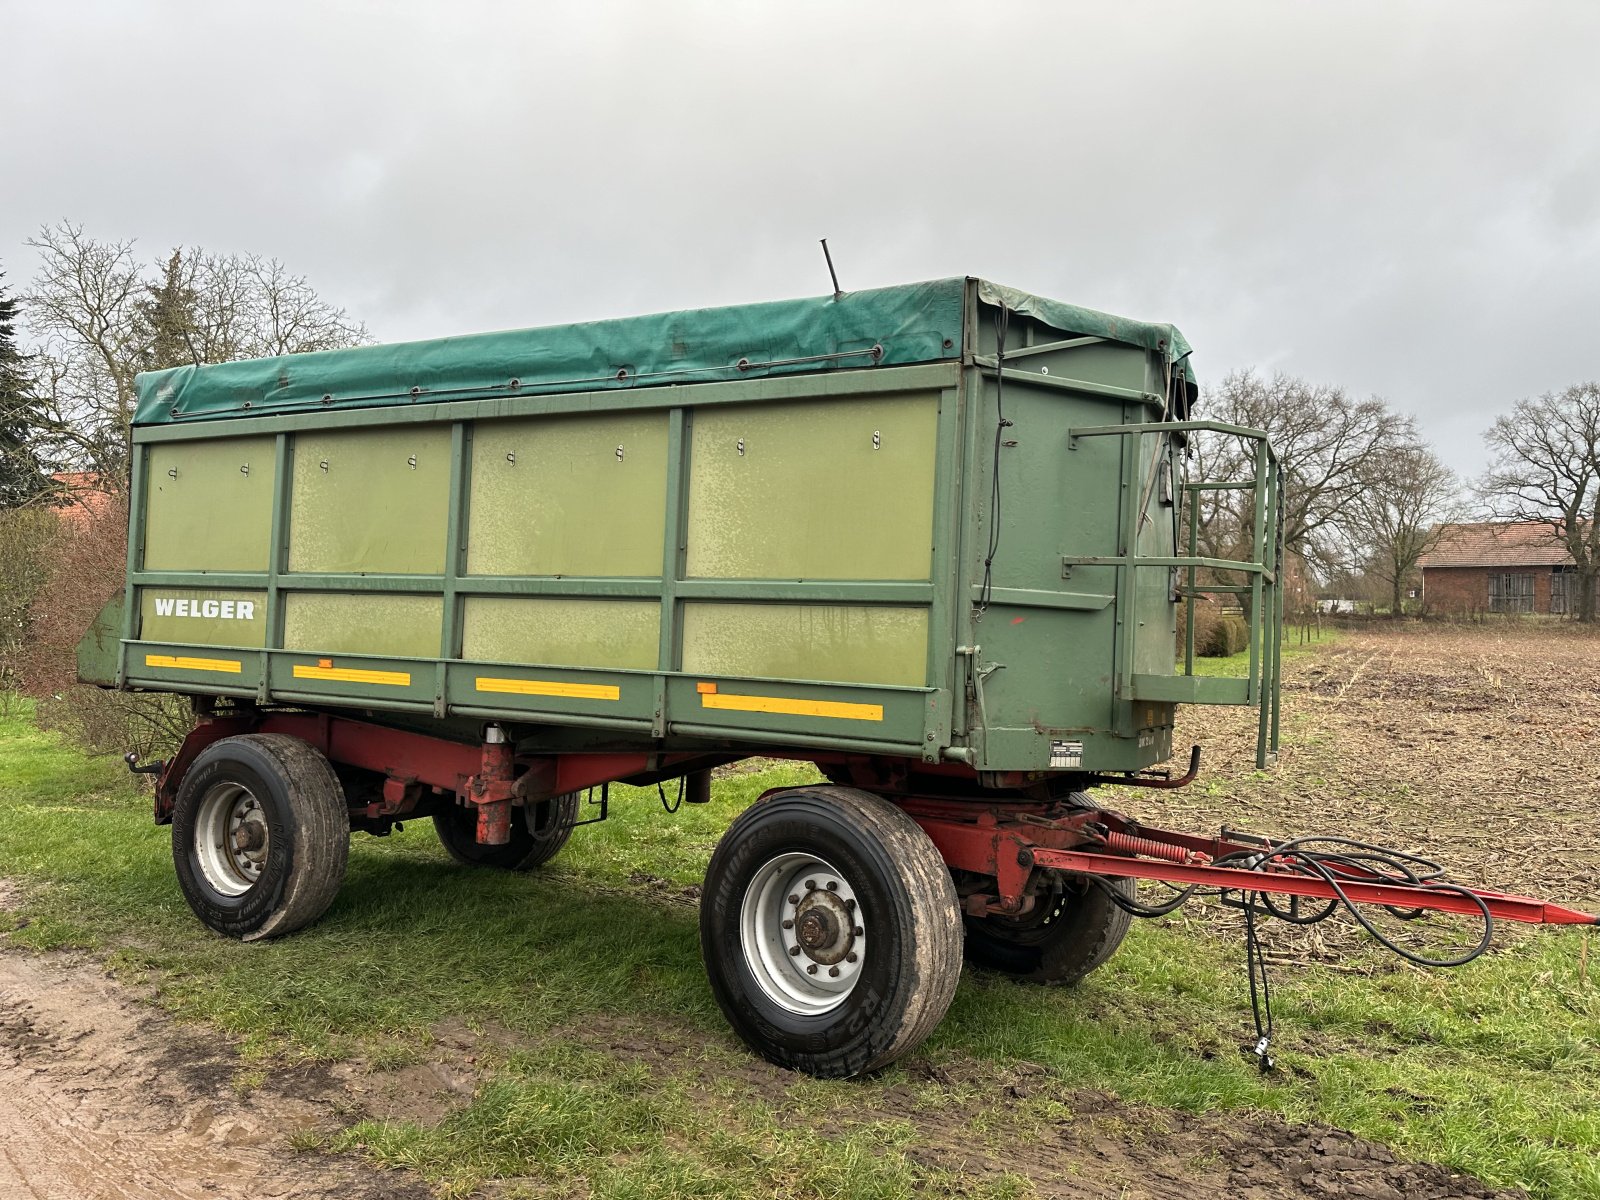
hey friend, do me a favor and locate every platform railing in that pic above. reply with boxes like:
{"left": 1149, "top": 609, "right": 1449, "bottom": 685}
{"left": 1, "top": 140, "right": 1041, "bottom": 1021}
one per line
{"left": 1063, "top": 419, "right": 1283, "bottom": 768}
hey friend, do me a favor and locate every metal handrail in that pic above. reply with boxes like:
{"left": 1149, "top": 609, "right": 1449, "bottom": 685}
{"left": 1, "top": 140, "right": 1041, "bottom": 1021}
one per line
{"left": 1066, "top": 418, "right": 1283, "bottom": 768}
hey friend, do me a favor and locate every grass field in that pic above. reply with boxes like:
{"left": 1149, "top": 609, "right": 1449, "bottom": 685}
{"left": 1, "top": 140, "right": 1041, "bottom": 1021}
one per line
{"left": 2, "top": 623, "right": 1598, "bottom": 1198}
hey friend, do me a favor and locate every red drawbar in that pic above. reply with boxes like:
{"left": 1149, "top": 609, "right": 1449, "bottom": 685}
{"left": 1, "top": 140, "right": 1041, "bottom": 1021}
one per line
{"left": 904, "top": 803, "right": 1599, "bottom": 928}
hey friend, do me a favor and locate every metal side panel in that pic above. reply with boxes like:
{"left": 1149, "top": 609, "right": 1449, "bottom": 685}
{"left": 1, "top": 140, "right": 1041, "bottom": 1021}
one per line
{"left": 137, "top": 587, "right": 270, "bottom": 648}
{"left": 283, "top": 593, "right": 443, "bottom": 659}
{"left": 685, "top": 393, "right": 939, "bottom": 582}
{"left": 125, "top": 641, "right": 264, "bottom": 694}
{"left": 144, "top": 436, "right": 276, "bottom": 572}
{"left": 666, "top": 676, "right": 930, "bottom": 752}
{"left": 447, "top": 661, "right": 655, "bottom": 725}
{"left": 269, "top": 650, "right": 437, "bottom": 707}
{"left": 467, "top": 410, "right": 669, "bottom": 578}
{"left": 680, "top": 602, "right": 930, "bottom": 688}
{"left": 461, "top": 596, "right": 660, "bottom": 670}
{"left": 289, "top": 425, "right": 451, "bottom": 574}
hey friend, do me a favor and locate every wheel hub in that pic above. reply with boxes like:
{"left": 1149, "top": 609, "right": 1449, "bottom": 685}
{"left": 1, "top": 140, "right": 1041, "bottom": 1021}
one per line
{"left": 793, "top": 889, "right": 854, "bottom": 965}
{"left": 232, "top": 821, "right": 267, "bottom": 854}
{"left": 739, "top": 853, "right": 867, "bottom": 1015}
{"left": 194, "top": 783, "right": 270, "bottom": 897}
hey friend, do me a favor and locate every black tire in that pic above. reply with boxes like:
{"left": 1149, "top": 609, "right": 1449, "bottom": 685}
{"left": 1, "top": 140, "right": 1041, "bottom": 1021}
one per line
{"left": 699, "top": 785, "right": 962, "bottom": 1078}
{"left": 171, "top": 733, "right": 350, "bottom": 942}
{"left": 432, "top": 793, "right": 580, "bottom": 871}
{"left": 963, "top": 873, "right": 1133, "bottom": 984}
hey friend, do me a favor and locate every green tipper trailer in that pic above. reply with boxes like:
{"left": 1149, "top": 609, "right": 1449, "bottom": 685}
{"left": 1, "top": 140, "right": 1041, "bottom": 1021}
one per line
{"left": 87, "top": 276, "right": 1296, "bottom": 1075}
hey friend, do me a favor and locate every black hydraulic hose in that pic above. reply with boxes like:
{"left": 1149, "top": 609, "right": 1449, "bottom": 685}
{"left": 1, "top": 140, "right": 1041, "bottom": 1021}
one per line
{"left": 1082, "top": 834, "right": 1495, "bottom": 969}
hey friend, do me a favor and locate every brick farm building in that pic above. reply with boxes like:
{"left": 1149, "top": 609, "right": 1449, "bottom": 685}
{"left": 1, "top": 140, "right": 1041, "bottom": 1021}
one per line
{"left": 1418, "top": 522, "right": 1578, "bottom": 616}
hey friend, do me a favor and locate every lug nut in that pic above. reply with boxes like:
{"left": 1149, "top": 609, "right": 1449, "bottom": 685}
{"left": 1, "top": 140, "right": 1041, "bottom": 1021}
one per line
{"left": 826, "top": 881, "right": 837, "bottom": 891}
{"left": 853, "top": 926, "right": 863, "bottom": 936}
{"left": 788, "top": 893, "right": 799, "bottom": 904}
{"left": 805, "top": 879, "right": 816, "bottom": 890}
{"left": 782, "top": 919, "right": 794, "bottom": 929}
{"left": 829, "top": 967, "right": 840, "bottom": 977}
{"left": 845, "top": 898, "right": 856, "bottom": 911}
{"left": 846, "top": 952, "right": 858, "bottom": 963}
{"left": 806, "top": 964, "right": 818, "bottom": 975}
{"left": 789, "top": 946, "right": 801, "bottom": 956}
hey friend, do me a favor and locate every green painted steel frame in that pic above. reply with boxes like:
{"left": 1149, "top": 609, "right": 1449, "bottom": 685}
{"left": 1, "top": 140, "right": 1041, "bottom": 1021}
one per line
{"left": 1064, "top": 418, "right": 1284, "bottom": 768}
{"left": 123, "top": 363, "right": 962, "bottom": 759}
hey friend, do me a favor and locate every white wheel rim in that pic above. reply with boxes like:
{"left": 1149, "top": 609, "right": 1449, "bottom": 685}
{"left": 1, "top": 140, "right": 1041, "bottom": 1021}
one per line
{"left": 194, "top": 782, "right": 269, "bottom": 897}
{"left": 739, "top": 852, "right": 866, "bottom": 1016}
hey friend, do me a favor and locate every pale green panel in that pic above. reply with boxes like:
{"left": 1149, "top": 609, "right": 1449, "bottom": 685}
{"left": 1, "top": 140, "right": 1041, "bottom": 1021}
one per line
{"left": 289, "top": 426, "right": 450, "bottom": 574}
{"left": 144, "top": 437, "right": 276, "bottom": 571}
{"left": 681, "top": 603, "right": 928, "bottom": 687}
{"left": 139, "top": 588, "right": 268, "bottom": 648}
{"left": 686, "top": 394, "right": 938, "bottom": 581}
{"left": 283, "top": 593, "right": 442, "bottom": 658}
{"left": 462, "top": 597, "right": 659, "bottom": 670}
{"left": 467, "top": 411, "right": 668, "bottom": 577}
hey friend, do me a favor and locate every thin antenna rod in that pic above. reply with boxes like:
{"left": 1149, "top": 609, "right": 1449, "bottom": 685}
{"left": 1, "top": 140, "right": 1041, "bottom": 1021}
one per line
{"left": 820, "top": 238, "right": 843, "bottom": 301}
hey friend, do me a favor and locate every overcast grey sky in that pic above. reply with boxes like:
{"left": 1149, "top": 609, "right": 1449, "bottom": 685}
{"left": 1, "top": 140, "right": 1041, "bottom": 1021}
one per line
{"left": 4, "top": 1, "right": 1597, "bottom": 477}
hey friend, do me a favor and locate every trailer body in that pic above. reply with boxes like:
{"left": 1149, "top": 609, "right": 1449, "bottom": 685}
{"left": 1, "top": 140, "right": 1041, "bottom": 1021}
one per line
{"left": 86, "top": 277, "right": 1279, "bottom": 776}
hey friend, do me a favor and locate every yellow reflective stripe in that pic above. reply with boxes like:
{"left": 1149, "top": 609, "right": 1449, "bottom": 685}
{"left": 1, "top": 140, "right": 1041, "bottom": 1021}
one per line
{"left": 292, "top": 664, "right": 411, "bottom": 686}
{"left": 475, "top": 677, "right": 620, "bottom": 701}
{"left": 144, "top": 654, "right": 242, "bottom": 674}
{"left": 700, "top": 692, "right": 883, "bottom": 722}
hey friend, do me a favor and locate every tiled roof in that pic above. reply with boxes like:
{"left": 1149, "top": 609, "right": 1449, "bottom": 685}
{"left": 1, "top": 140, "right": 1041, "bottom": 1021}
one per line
{"left": 49, "top": 471, "right": 119, "bottom": 529}
{"left": 1417, "top": 522, "right": 1575, "bottom": 569}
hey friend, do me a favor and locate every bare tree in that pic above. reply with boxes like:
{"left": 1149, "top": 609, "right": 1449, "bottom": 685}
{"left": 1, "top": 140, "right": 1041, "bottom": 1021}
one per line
{"left": 236, "top": 255, "right": 366, "bottom": 358}
{"left": 136, "top": 247, "right": 368, "bottom": 365}
{"left": 24, "top": 224, "right": 145, "bottom": 482}
{"left": 21, "top": 223, "right": 368, "bottom": 487}
{"left": 1479, "top": 383, "right": 1600, "bottom": 622}
{"left": 1194, "top": 370, "right": 1414, "bottom": 576}
{"left": 1351, "top": 443, "right": 1460, "bottom": 617}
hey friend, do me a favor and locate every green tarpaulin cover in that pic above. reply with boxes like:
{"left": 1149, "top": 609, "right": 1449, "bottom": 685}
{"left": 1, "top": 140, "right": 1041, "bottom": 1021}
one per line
{"left": 133, "top": 277, "right": 1192, "bottom": 426}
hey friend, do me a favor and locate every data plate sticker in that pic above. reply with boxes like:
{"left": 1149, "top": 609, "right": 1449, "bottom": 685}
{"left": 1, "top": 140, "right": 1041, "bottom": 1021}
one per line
{"left": 1050, "top": 740, "right": 1084, "bottom": 768}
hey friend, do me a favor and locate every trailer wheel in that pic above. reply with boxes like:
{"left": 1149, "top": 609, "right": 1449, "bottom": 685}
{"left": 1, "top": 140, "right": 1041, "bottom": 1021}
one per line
{"left": 963, "top": 873, "right": 1133, "bottom": 984}
{"left": 171, "top": 734, "right": 349, "bottom": 942}
{"left": 432, "top": 793, "right": 580, "bottom": 870}
{"left": 700, "top": 785, "right": 962, "bottom": 1078}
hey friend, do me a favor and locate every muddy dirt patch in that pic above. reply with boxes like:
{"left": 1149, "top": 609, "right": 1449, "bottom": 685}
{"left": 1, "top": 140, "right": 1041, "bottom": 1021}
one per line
{"left": 0, "top": 949, "right": 430, "bottom": 1200}
{"left": 570, "top": 1013, "right": 1520, "bottom": 1200}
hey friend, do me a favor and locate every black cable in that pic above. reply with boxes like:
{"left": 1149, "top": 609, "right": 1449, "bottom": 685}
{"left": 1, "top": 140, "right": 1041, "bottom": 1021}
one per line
{"left": 1082, "top": 833, "right": 1494, "bottom": 965}
{"left": 1077, "top": 830, "right": 1495, "bottom": 1075}
{"left": 1244, "top": 896, "right": 1275, "bottom": 1072}
{"left": 976, "top": 304, "right": 1012, "bottom": 614}
{"left": 657, "top": 776, "right": 684, "bottom": 815}
{"left": 1086, "top": 874, "right": 1201, "bottom": 917}
{"left": 1255, "top": 836, "right": 1492, "bottom": 967}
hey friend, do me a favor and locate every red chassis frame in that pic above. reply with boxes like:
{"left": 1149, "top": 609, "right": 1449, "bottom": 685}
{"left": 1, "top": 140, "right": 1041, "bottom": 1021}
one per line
{"left": 151, "top": 711, "right": 1599, "bottom": 931}
{"left": 151, "top": 710, "right": 720, "bottom": 843}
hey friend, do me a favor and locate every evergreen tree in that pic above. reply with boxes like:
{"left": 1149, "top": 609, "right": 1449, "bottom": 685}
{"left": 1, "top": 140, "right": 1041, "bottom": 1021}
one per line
{"left": 135, "top": 249, "right": 200, "bottom": 372}
{"left": 0, "top": 268, "right": 56, "bottom": 508}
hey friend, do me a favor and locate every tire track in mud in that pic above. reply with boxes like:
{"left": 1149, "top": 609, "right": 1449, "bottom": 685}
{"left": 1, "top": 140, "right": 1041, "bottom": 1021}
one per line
{"left": 0, "top": 949, "right": 427, "bottom": 1200}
